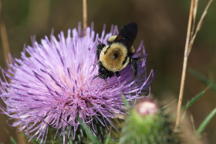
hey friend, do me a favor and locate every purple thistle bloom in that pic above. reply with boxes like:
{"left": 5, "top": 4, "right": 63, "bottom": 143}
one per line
{"left": 0, "top": 25, "right": 153, "bottom": 143}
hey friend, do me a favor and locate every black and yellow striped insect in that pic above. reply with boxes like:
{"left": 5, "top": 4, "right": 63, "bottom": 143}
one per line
{"left": 97, "top": 23, "right": 138, "bottom": 79}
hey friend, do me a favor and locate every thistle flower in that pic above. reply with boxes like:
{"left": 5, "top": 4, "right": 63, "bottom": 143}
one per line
{"left": 0, "top": 25, "right": 153, "bottom": 143}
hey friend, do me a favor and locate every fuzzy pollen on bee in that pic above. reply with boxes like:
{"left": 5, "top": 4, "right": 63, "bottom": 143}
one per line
{"left": 96, "top": 23, "right": 138, "bottom": 79}
{"left": 107, "top": 35, "right": 118, "bottom": 44}
{"left": 99, "top": 43, "right": 129, "bottom": 72}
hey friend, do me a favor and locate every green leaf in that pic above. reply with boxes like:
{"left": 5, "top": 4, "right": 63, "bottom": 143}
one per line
{"left": 79, "top": 118, "right": 100, "bottom": 144}
{"left": 184, "top": 85, "right": 210, "bottom": 110}
{"left": 10, "top": 137, "right": 16, "bottom": 144}
{"left": 197, "top": 108, "right": 216, "bottom": 134}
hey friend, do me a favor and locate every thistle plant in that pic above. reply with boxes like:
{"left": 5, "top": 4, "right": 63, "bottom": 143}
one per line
{"left": 0, "top": 25, "right": 153, "bottom": 143}
{"left": 120, "top": 98, "right": 181, "bottom": 144}
{"left": 119, "top": 97, "right": 206, "bottom": 144}
{"left": 0, "top": 0, "right": 215, "bottom": 143}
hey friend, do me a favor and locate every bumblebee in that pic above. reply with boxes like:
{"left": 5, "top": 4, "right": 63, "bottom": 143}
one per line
{"left": 97, "top": 23, "right": 138, "bottom": 79}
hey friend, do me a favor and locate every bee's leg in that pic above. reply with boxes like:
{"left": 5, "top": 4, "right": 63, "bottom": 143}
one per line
{"left": 98, "top": 63, "right": 115, "bottom": 79}
{"left": 131, "top": 58, "right": 138, "bottom": 77}
{"left": 115, "top": 71, "right": 120, "bottom": 77}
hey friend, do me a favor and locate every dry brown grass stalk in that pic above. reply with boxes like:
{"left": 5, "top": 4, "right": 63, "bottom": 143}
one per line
{"left": 0, "top": 22, "right": 12, "bottom": 64}
{"left": 189, "top": 0, "right": 213, "bottom": 54}
{"left": 82, "top": 0, "right": 88, "bottom": 30}
{"left": 16, "top": 129, "right": 27, "bottom": 144}
{"left": 0, "top": 0, "right": 12, "bottom": 64}
{"left": 0, "top": 1, "right": 27, "bottom": 143}
{"left": 175, "top": 0, "right": 213, "bottom": 129}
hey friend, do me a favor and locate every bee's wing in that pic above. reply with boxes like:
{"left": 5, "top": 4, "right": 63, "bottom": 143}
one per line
{"left": 114, "top": 23, "right": 138, "bottom": 48}
{"left": 118, "top": 23, "right": 137, "bottom": 40}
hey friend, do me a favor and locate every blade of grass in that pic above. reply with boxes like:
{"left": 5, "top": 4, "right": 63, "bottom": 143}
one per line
{"left": 68, "top": 139, "right": 73, "bottom": 144}
{"left": 184, "top": 84, "right": 211, "bottom": 110}
{"left": 189, "top": 68, "right": 208, "bottom": 83}
{"left": 10, "top": 137, "right": 16, "bottom": 144}
{"left": 197, "top": 108, "right": 216, "bottom": 134}
{"left": 79, "top": 118, "right": 100, "bottom": 144}
{"left": 189, "top": 68, "right": 216, "bottom": 91}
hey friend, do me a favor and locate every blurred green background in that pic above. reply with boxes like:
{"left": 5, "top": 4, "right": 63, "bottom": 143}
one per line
{"left": 0, "top": 0, "right": 215, "bottom": 143}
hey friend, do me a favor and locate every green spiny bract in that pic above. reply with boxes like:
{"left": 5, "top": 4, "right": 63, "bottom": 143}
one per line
{"left": 119, "top": 99, "right": 181, "bottom": 144}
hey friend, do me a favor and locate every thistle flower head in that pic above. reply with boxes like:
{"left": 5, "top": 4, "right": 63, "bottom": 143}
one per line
{"left": 135, "top": 98, "right": 158, "bottom": 116}
{"left": 0, "top": 25, "right": 153, "bottom": 143}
